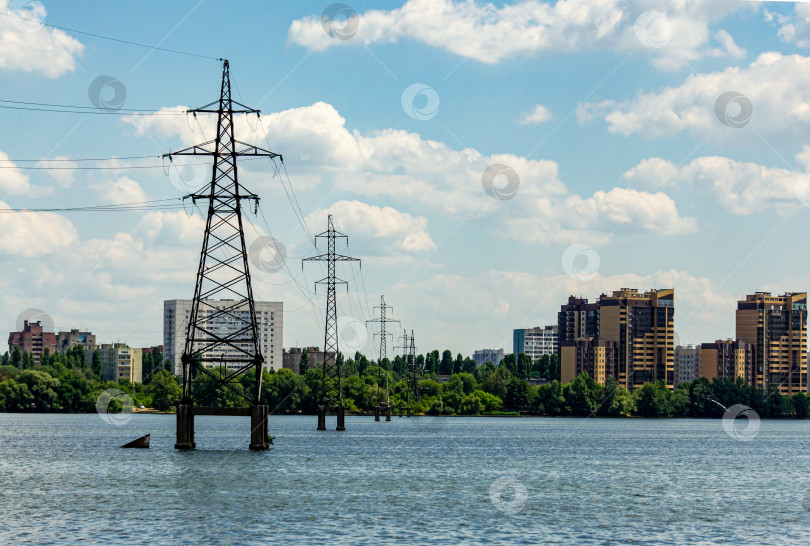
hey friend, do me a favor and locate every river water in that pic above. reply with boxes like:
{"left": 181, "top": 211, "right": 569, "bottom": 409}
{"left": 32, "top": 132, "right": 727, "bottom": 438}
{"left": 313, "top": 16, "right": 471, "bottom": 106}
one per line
{"left": 1, "top": 413, "right": 809, "bottom": 544}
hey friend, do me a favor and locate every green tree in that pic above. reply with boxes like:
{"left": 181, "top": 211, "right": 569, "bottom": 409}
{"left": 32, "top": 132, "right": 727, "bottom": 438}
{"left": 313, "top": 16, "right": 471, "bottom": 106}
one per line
{"left": 563, "top": 373, "right": 601, "bottom": 416}
{"left": 149, "top": 370, "right": 181, "bottom": 411}
{"left": 299, "top": 348, "right": 309, "bottom": 373}
{"left": 635, "top": 380, "right": 671, "bottom": 417}
{"left": 439, "top": 350, "right": 454, "bottom": 375}
{"left": 793, "top": 392, "right": 810, "bottom": 418}
{"left": 11, "top": 345, "right": 22, "bottom": 368}
{"left": 91, "top": 350, "right": 102, "bottom": 377}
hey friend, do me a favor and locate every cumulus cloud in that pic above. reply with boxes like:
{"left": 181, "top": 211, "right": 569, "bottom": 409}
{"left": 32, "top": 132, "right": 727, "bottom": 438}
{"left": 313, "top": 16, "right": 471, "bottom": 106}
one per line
{"left": 311, "top": 200, "right": 436, "bottom": 254}
{"left": 580, "top": 52, "right": 810, "bottom": 140}
{"left": 94, "top": 176, "right": 149, "bottom": 205}
{"left": 125, "top": 101, "right": 694, "bottom": 245}
{"left": 504, "top": 187, "right": 697, "bottom": 246}
{"left": 518, "top": 104, "right": 552, "bottom": 125}
{"left": 623, "top": 151, "right": 810, "bottom": 215}
{"left": 0, "top": 0, "right": 84, "bottom": 78}
{"left": 288, "top": 0, "right": 750, "bottom": 70}
{"left": 0, "top": 151, "right": 35, "bottom": 196}
{"left": 0, "top": 200, "right": 77, "bottom": 256}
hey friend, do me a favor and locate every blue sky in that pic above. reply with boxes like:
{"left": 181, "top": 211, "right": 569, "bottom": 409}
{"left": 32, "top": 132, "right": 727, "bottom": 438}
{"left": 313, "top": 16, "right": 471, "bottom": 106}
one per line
{"left": 1, "top": 0, "right": 809, "bottom": 357}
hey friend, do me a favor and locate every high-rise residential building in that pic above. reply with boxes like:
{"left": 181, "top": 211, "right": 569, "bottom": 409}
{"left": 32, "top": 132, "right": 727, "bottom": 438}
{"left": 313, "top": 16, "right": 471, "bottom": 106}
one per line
{"left": 560, "top": 338, "right": 617, "bottom": 385}
{"left": 699, "top": 339, "right": 752, "bottom": 384}
{"left": 674, "top": 345, "right": 700, "bottom": 387}
{"left": 513, "top": 325, "right": 558, "bottom": 362}
{"left": 472, "top": 349, "right": 504, "bottom": 367}
{"left": 163, "top": 299, "right": 283, "bottom": 375}
{"left": 559, "top": 288, "right": 675, "bottom": 390}
{"left": 87, "top": 343, "right": 142, "bottom": 383}
{"left": 558, "top": 296, "right": 599, "bottom": 349}
{"left": 55, "top": 329, "right": 96, "bottom": 352}
{"left": 736, "top": 292, "right": 807, "bottom": 395}
{"left": 8, "top": 320, "right": 57, "bottom": 365}
{"left": 599, "top": 288, "right": 675, "bottom": 391}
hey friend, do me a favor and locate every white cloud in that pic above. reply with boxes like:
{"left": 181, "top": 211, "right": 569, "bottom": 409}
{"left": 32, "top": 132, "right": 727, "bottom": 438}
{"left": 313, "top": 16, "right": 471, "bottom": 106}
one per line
{"left": 518, "top": 104, "right": 552, "bottom": 125}
{"left": 0, "top": 151, "right": 34, "bottom": 196}
{"left": 94, "top": 176, "right": 149, "bottom": 205}
{"left": 504, "top": 187, "right": 697, "bottom": 246}
{"left": 581, "top": 52, "right": 810, "bottom": 140}
{"left": 623, "top": 152, "right": 810, "bottom": 215}
{"left": 0, "top": 0, "right": 84, "bottom": 78}
{"left": 311, "top": 200, "right": 436, "bottom": 254}
{"left": 0, "top": 200, "right": 77, "bottom": 256}
{"left": 125, "top": 101, "right": 694, "bottom": 245}
{"left": 408, "top": 268, "right": 735, "bottom": 353}
{"left": 288, "top": 0, "right": 750, "bottom": 70}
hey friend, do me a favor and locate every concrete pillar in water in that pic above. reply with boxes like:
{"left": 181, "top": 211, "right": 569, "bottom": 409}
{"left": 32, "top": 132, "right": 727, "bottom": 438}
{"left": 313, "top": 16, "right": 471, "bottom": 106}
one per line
{"left": 336, "top": 404, "right": 346, "bottom": 431}
{"left": 374, "top": 405, "right": 380, "bottom": 421}
{"left": 174, "top": 404, "right": 195, "bottom": 450}
{"left": 317, "top": 405, "right": 326, "bottom": 430}
{"left": 385, "top": 405, "right": 391, "bottom": 421}
{"left": 249, "top": 404, "right": 270, "bottom": 450}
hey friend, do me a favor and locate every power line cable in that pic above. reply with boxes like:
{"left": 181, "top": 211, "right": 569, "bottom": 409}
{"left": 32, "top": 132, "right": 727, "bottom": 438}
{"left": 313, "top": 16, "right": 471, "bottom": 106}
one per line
{"left": 0, "top": 12, "right": 221, "bottom": 61}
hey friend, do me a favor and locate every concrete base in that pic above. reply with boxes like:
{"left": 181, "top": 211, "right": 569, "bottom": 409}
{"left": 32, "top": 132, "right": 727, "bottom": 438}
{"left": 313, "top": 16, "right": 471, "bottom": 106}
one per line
{"left": 174, "top": 404, "right": 195, "bottom": 450}
{"left": 385, "top": 405, "right": 391, "bottom": 421}
{"left": 374, "top": 406, "right": 380, "bottom": 421}
{"left": 249, "top": 404, "right": 270, "bottom": 450}
{"left": 317, "top": 405, "right": 327, "bottom": 430}
{"left": 336, "top": 404, "right": 346, "bottom": 431}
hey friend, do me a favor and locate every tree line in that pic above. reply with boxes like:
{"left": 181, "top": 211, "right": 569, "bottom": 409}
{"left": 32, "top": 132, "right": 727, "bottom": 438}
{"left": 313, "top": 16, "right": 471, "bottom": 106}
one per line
{"left": 2, "top": 346, "right": 808, "bottom": 419}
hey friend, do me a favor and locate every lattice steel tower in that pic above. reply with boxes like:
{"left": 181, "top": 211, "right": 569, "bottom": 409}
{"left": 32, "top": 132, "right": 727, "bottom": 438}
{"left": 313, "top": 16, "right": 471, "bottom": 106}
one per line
{"left": 366, "top": 295, "right": 399, "bottom": 421}
{"left": 303, "top": 214, "right": 360, "bottom": 430}
{"left": 165, "top": 59, "right": 280, "bottom": 450}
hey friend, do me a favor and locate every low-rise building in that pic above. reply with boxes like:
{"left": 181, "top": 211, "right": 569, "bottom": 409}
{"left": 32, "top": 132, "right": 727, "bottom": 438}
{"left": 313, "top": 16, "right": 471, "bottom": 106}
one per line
{"left": 87, "top": 343, "right": 143, "bottom": 383}
{"left": 282, "top": 346, "right": 326, "bottom": 374}
{"left": 55, "top": 329, "right": 96, "bottom": 352}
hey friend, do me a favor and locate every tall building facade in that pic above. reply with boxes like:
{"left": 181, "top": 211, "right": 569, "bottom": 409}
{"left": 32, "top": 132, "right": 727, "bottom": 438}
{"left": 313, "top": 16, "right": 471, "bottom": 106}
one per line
{"left": 674, "top": 345, "right": 700, "bottom": 387}
{"left": 559, "top": 288, "right": 675, "bottom": 390}
{"left": 736, "top": 292, "right": 807, "bottom": 395}
{"left": 558, "top": 296, "right": 599, "bottom": 347}
{"left": 560, "top": 338, "right": 616, "bottom": 385}
{"left": 699, "top": 339, "right": 752, "bottom": 384}
{"left": 8, "top": 320, "right": 57, "bottom": 365}
{"left": 163, "top": 299, "right": 283, "bottom": 375}
{"left": 472, "top": 348, "right": 504, "bottom": 367}
{"left": 599, "top": 288, "right": 674, "bottom": 390}
{"left": 513, "top": 325, "right": 558, "bottom": 362}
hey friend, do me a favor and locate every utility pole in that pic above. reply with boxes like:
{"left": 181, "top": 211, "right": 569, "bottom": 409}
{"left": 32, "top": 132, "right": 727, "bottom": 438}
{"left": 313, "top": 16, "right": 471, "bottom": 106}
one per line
{"left": 367, "top": 295, "right": 399, "bottom": 422}
{"left": 409, "top": 329, "right": 419, "bottom": 405}
{"left": 303, "top": 215, "right": 360, "bottom": 431}
{"left": 165, "top": 59, "right": 280, "bottom": 450}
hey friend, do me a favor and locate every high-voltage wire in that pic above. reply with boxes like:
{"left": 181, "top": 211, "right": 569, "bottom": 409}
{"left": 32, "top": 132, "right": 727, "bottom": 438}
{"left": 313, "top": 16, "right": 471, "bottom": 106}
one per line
{"left": 0, "top": 12, "right": 221, "bottom": 61}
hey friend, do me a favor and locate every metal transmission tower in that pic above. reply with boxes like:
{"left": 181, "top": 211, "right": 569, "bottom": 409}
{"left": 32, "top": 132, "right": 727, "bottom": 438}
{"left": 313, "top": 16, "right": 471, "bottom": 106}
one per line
{"left": 303, "top": 214, "right": 360, "bottom": 431}
{"left": 396, "top": 329, "right": 418, "bottom": 417}
{"left": 165, "top": 59, "right": 280, "bottom": 450}
{"left": 366, "top": 295, "right": 399, "bottom": 422}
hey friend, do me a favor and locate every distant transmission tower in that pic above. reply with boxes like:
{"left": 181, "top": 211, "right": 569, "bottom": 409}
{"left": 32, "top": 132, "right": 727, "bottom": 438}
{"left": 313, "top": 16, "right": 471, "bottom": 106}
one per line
{"left": 166, "top": 59, "right": 280, "bottom": 451}
{"left": 396, "top": 329, "right": 418, "bottom": 417}
{"left": 366, "top": 295, "right": 399, "bottom": 422}
{"left": 408, "top": 329, "right": 419, "bottom": 403}
{"left": 303, "top": 214, "right": 360, "bottom": 431}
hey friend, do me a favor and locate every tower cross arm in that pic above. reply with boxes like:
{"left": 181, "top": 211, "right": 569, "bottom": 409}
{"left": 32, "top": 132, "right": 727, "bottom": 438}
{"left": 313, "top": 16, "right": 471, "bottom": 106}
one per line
{"left": 163, "top": 140, "right": 281, "bottom": 159}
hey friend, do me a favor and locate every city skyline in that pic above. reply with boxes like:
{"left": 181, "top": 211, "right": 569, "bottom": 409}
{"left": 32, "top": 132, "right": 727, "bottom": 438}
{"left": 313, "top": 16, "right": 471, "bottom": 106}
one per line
{"left": 3, "top": 1, "right": 810, "bottom": 356}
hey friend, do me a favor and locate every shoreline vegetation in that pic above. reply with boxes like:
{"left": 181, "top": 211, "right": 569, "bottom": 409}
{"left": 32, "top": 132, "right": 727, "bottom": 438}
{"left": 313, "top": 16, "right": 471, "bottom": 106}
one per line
{"left": 1, "top": 347, "right": 809, "bottom": 420}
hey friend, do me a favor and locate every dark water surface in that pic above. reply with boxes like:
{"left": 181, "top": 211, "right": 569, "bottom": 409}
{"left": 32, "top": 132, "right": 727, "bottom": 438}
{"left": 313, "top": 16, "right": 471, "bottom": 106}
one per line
{"left": 1, "top": 413, "right": 810, "bottom": 544}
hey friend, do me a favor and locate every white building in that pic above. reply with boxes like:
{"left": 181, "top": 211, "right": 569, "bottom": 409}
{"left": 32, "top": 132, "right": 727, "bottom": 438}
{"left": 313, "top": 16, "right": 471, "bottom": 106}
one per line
{"left": 473, "top": 348, "right": 504, "bottom": 367}
{"left": 513, "top": 325, "right": 558, "bottom": 362}
{"left": 163, "top": 299, "right": 283, "bottom": 375}
{"left": 674, "top": 345, "right": 700, "bottom": 387}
